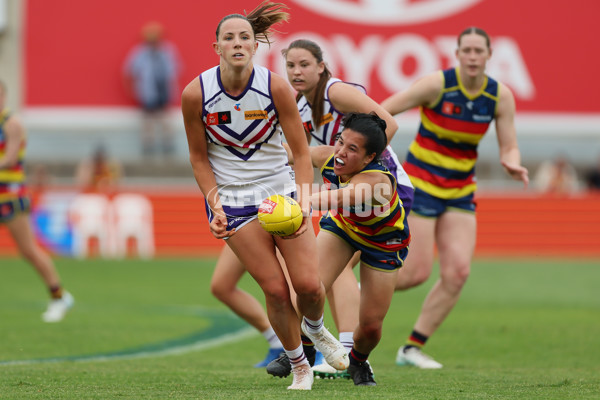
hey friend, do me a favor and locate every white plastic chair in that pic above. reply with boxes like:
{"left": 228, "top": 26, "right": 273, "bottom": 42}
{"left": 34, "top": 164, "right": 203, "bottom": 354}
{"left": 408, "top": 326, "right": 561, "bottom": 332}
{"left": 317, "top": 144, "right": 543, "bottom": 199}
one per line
{"left": 110, "top": 193, "right": 155, "bottom": 259}
{"left": 68, "top": 193, "right": 112, "bottom": 258}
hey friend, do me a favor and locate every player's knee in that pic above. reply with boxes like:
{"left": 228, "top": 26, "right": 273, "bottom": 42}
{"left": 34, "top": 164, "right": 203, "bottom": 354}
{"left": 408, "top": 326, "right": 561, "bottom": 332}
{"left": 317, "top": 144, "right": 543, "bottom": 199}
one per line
{"left": 209, "top": 280, "right": 231, "bottom": 301}
{"left": 441, "top": 262, "right": 470, "bottom": 290}
{"left": 411, "top": 266, "right": 432, "bottom": 286}
{"left": 261, "top": 280, "right": 292, "bottom": 305}
{"left": 396, "top": 262, "right": 431, "bottom": 290}
{"left": 293, "top": 279, "right": 322, "bottom": 304}
{"left": 359, "top": 320, "right": 382, "bottom": 344}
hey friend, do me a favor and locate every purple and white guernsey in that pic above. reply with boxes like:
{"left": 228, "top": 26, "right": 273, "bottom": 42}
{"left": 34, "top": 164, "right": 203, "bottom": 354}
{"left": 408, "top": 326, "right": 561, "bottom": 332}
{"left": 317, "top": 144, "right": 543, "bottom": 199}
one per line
{"left": 200, "top": 65, "right": 295, "bottom": 209}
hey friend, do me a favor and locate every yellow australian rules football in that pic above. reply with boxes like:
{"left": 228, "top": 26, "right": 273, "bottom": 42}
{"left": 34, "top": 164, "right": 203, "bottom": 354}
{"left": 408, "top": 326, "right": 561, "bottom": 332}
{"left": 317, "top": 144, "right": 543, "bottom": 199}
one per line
{"left": 257, "top": 194, "right": 303, "bottom": 236}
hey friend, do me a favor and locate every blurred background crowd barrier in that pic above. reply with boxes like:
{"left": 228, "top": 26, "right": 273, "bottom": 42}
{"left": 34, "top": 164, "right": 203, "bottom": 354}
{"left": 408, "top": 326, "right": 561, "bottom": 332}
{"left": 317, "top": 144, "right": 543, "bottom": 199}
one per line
{"left": 2, "top": 189, "right": 599, "bottom": 258}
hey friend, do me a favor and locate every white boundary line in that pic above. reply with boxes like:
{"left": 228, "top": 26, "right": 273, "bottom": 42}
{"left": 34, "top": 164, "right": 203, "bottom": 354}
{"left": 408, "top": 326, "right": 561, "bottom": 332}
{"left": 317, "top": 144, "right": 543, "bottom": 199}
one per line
{"left": 0, "top": 327, "right": 257, "bottom": 366}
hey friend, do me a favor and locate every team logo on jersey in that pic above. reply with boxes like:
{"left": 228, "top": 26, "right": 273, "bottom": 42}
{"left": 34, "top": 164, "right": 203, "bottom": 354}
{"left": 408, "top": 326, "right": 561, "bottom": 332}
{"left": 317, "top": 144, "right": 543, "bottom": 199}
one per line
{"left": 442, "top": 101, "right": 463, "bottom": 116}
{"left": 302, "top": 121, "right": 314, "bottom": 134}
{"left": 234, "top": 103, "right": 241, "bottom": 111}
{"left": 320, "top": 113, "right": 334, "bottom": 125}
{"left": 244, "top": 110, "right": 268, "bottom": 120}
{"left": 206, "top": 111, "right": 232, "bottom": 125}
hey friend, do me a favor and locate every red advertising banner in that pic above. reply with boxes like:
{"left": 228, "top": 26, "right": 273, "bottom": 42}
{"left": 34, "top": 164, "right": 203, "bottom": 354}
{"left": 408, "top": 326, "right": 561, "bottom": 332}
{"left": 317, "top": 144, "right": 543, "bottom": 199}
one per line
{"left": 24, "top": 0, "right": 600, "bottom": 114}
{"left": 1, "top": 190, "right": 600, "bottom": 257}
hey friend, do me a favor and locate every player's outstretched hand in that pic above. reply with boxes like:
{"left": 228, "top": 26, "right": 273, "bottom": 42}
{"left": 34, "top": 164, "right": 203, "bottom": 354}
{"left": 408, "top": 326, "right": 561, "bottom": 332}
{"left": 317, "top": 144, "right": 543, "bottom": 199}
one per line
{"left": 502, "top": 160, "right": 529, "bottom": 189}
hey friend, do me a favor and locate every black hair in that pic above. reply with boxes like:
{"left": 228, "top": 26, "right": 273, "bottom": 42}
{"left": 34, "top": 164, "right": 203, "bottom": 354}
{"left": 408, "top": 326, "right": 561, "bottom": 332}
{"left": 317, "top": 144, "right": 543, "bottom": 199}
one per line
{"left": 340, "top": 112, "right": 387, "bottom": 160}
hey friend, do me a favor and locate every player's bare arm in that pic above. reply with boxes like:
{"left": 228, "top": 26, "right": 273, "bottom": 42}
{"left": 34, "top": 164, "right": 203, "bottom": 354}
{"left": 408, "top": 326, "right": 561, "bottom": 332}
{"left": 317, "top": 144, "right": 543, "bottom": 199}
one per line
{"left": 310, "top": 171, "right": 391, "bottom": 211}
{"left": 495, "top": 83, "right": 529, "bottom": 188}
{"left": 380, "top": 71, "right": 444, "bottom": 115}
{"left": 182, "top": 79, "right": 232, "bottom": 238}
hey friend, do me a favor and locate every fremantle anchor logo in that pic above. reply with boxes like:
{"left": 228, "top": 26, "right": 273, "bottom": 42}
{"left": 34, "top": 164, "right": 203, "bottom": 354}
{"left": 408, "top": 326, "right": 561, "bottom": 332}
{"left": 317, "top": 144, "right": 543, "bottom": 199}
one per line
{"left": 289, "top": 0, "right": 482, "bottom": 25}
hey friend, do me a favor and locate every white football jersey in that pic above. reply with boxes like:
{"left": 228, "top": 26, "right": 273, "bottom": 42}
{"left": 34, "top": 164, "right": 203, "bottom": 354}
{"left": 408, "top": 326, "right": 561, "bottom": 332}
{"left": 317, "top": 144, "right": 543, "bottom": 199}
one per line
{"left": 297, "top": 78, "right": 358, "bottom": 146}
{"left": 200, "top": 65, "right": 295, "bottom": 207}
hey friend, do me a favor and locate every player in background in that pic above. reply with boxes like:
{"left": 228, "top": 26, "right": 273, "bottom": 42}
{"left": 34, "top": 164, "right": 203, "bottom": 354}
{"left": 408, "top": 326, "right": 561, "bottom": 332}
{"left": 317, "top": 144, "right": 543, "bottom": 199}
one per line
{"left": 381, "top": 27, "right": 529, "bottom": 368}
{"left": 0, "top": 80, "right": 74, "bottom": 323}
{"left": 181, "top": 2, "right": 347, "bottom": 390}
{"left": 288, "top": 112, "right": 411, "bottom": 386}
{"left": 265, "top": 38, "right": 414, "bottom": 379}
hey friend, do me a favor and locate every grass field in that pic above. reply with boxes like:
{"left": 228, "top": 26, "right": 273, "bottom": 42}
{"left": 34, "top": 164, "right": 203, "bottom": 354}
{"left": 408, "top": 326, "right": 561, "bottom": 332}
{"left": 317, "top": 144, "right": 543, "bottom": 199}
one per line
{"left": 0, "top": 256, "right": 599, "bottom": 399}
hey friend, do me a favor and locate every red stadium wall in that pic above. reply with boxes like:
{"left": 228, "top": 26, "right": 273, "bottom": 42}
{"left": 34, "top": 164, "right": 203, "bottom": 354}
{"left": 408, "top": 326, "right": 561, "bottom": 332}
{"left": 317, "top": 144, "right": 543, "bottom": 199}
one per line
{"left": 476, "top": 193, "right": 600, "bottom": 257}
{"left": 23, "top": 0, "right": 600, "bottom": 113}
{"left": 1, "top": 191, "right": 599, "bottom": 258}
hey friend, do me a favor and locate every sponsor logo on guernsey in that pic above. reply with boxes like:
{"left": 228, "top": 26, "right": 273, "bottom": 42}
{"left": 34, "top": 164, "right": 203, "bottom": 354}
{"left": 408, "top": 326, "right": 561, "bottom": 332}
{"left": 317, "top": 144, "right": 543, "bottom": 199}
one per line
{"left": 244, "top": 110, "right": 268, "bottom": 120}
{"left": 442, "top": 101, "right": 463, "bottom": 116}
{"left": 234, "top": 103, "right": 241, "bottom": 111}
{"left": 472, "top": 114, "right": 492, "bottom": 122}
{"left": 206, "top": 111, "right": 232, "bottom": 125}
{"left": 321, "top": 113, "right": 334, "bottom": 125}
{"left": 207, "top": 97, "right": 222, "bottom": 109}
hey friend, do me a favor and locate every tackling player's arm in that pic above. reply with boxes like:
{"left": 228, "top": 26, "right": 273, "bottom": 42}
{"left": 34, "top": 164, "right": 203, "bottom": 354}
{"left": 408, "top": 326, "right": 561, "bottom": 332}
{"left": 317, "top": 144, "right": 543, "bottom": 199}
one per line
{"left": 310, "top": 171, "right": 392, "bottom": 211}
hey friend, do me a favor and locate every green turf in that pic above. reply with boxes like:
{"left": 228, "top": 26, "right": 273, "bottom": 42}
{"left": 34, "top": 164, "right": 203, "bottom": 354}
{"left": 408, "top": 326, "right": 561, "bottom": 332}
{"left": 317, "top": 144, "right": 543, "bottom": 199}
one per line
{"left": 0, "top": 256, "right": 598, "bottom": 399}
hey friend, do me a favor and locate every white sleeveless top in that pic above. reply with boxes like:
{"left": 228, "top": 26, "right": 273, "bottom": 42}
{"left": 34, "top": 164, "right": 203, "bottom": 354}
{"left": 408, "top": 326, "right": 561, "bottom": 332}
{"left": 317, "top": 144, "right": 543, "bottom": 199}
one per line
{"left": 200, "top": 65, "right": 295, "bottom": 207}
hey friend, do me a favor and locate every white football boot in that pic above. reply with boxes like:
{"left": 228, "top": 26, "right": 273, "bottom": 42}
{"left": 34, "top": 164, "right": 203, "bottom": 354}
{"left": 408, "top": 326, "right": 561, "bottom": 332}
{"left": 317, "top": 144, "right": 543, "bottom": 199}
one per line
{"left": 396, "top": 346, "right": 443, "bottom": 369}
{"left": 287, "top": 364, "right": 314, "bottom": 390}
{"left": 42, "top": 291, "right": 74, "bottom": 323}
{"left": 301, "top": 320, "right": 349, "bottom": 371}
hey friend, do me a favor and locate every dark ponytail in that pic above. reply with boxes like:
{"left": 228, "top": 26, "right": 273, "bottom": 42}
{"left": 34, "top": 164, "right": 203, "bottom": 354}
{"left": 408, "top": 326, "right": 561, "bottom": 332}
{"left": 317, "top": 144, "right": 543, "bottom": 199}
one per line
{"left": 340, "top": 112, "right": 387, "bottom": 159}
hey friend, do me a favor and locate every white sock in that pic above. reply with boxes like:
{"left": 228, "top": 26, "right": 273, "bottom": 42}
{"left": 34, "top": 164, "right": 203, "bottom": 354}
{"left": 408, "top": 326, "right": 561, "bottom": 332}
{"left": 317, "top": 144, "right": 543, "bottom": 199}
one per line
{"left": 285, "top": 343, "right": 309, "bottom": 368}
{"left": 339, "top": 332, "right": 354, "bottom": 354}
{"left": 302, "top": 316, "right": 324, "bottom": 334}
{"left": 261, "top": 327, "right": 283, "bottom": 349}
